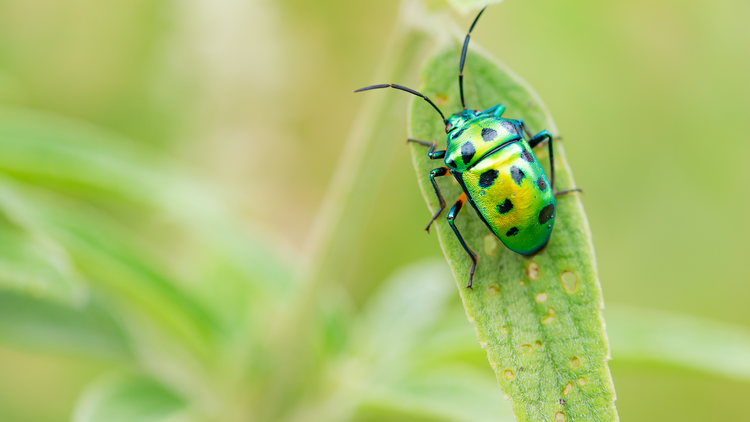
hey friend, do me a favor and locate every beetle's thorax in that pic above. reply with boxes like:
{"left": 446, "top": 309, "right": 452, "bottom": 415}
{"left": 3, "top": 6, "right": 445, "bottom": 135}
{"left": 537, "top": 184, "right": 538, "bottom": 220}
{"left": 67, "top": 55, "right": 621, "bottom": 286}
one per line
{"left": 444, "top": 111, "right": 522, "bottom": 172}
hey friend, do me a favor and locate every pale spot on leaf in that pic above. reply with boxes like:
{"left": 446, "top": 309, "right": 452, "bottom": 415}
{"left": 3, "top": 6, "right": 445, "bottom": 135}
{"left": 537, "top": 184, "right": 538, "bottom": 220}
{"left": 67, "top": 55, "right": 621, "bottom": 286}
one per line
{"left": 542, "top": 307, "right": 555, "bottom": 324}
{"left": 563, "top": 382, "right": 573, "bottom": 396}
{"left": 484, "top": 234, "right": 498, "bottom": 255}
{"left": 561, "top": 271, "right": 578, "bottom": 292}
{"left": 527, "top": 261, "right": 540, "bottom": 280}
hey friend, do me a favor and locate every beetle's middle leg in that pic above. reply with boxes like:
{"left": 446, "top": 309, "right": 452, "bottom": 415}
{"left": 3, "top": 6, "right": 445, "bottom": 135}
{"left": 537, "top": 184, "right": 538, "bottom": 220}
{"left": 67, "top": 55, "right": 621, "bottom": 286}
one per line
{"left": 447, "top": 193, "right": 478, "bottom": 289}
{"left": 407, "top": 138, "right": 446, "bottom": 160}
{"left": 524, "top": 127, "right": 583, "bottom": 197}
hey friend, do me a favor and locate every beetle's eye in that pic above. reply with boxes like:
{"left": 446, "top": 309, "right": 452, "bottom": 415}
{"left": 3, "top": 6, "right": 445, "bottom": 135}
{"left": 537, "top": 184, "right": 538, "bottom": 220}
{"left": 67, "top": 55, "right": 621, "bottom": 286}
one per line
{"left": 445, "top": 123, "right": 453, "bottom": 133}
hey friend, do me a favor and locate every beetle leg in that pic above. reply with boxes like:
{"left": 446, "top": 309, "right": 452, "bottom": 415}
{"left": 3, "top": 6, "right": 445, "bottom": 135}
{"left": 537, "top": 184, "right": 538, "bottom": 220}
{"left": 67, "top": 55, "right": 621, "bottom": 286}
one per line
{"left": 425, "top": 167, "right": 450, "bottom": 233}
{"left": 516, "top": 119, "right": 535, "bottom": 139}
{"left": 518, "top": 120, "right": 562, "bottom": 144}
{"left": 526, "top": 127, "right": 550, "bottom": 148}
{"left": 554, "top": 189, "right": 583, "bottom": 196}
{"left": 407, "top": 138, "right": 446, "bottom": 160}
{"left": 447, "top": 193, "right": 478, "bottom": 289}
{"left": 484, "top": 104, "right": 506, "bottom": 117}
{"left": 526, "top": 129, "right": 583, "bottom": 197}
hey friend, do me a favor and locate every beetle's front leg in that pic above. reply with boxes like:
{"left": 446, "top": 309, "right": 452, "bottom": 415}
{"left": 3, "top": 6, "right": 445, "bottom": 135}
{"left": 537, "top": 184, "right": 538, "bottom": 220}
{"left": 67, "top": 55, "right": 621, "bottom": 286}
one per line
{"left": 447, "top": 193, "right": 478, "bottom": 289}
{"left": 407, "top": 138, "right": 446, "bottom": 160}
{"left": 484, "top": 104, "right": 506, "bottom": 117}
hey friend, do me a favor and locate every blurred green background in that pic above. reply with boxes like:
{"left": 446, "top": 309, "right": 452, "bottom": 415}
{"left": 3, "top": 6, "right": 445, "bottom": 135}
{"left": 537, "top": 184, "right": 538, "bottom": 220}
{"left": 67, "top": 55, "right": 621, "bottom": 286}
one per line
{"left": 0, "top": 0, "right": 748, "bottom": 421}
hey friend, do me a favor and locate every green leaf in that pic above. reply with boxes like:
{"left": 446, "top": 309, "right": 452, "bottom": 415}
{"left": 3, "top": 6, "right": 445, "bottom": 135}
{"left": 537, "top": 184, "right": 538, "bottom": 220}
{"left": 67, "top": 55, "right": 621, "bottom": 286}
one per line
{"left": 0, "top": 178, "right": 219, "bottom": 357}
{"left": 0, "top": 176, "right": 86, "bottom": 304}
{"left": 355, "top": 260, "right": 454, "bottom": 365}
{"left": 444, "top": 0, "right": 504, "bottom": 15}
{"left": 606, "top": 304, "right": 750, "bottom": 382}
{"left": 295, "top": 260, "right": 513, "bottom": 422}
{"left": 365, "top": 366, "right": 515, "bottom": 422}
{"left": 354, "top": 261, "right": 513, "bottom": 422}
{"left": 409, "top": 45, "right": 618, "bottom": 421}
{"left": 0, "top": 107, "right": 296, "bottom": 352}
{"left": 0, "top": 290, "right": 130, "bottom": 359}
{"left": 73, "top": 373, "right": 190, "bottom": 422}
{"left": 0, "top": 107, "right": 292, "bottom": 304}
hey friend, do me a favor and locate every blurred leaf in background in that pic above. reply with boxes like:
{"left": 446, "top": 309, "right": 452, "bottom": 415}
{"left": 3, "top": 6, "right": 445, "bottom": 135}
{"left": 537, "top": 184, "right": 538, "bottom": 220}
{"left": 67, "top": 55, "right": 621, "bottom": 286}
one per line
{"left": 0, "top": 0, "right": 747, "bottom": 421}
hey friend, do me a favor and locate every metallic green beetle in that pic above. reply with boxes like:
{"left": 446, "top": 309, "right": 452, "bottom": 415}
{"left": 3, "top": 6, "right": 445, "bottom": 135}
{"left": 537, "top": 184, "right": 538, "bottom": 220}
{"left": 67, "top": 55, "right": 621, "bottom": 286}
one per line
{"left": 356, "top": 7, "right": 580, "bottom": 288}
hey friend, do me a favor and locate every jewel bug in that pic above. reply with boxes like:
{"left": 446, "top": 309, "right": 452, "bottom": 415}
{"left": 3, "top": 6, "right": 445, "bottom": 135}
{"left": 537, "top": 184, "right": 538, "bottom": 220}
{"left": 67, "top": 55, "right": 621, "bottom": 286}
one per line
{"left": 355, "top": 7, "right": 580, "bottom": 288}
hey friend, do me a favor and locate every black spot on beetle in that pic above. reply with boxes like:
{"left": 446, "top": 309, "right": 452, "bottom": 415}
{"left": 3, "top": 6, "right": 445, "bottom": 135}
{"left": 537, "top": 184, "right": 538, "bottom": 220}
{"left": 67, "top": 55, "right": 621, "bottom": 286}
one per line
{"left": 451, "top": 128, "right": 466, "bottom": 139}
{"left": 521, "top": 149, "right": 534, "bottom": 162}
{"left": 478, "top": 169, "right": 499, "bottom": 188}
{"left": 446, "top": 158, "right": 457, "bottom": 168}
{"left": 497, "top": 198, "right": 513, "bottom": 214}
{"left": 510, "top": 166, "right": 525, "bottom": 185}
{"left": 506, "top": 227, "right": 519, "bottom": 236}
{"left": 501, "top": 120, "right": 518, "bottom": 135}
{"left": 537, "top": 177, "right": 547, "bottom": 191}
{"left": 481, "top": 128, "right": 497, "bottom": 142}
{"left": 461, "top": 142, "right": 476, "bottom": 165}
{"left": 539, "top": 204, "right": 555, "bottom": 224}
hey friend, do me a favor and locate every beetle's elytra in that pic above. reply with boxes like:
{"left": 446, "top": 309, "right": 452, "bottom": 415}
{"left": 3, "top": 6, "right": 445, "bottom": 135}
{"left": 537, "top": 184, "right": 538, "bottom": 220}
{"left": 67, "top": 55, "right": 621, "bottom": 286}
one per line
{"left": 355, "top": 7, "right": 580, "bottom": 288}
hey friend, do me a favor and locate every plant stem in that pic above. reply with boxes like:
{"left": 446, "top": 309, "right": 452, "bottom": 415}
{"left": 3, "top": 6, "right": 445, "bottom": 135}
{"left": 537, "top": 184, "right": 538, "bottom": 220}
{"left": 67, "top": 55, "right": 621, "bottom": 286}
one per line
{"left": 258, "top": 2, "right": 442, "bottom": 420}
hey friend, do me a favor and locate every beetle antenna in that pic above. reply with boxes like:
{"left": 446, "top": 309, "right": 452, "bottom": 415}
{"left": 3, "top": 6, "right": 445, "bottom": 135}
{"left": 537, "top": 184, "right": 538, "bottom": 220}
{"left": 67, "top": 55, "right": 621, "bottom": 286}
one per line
{"left": 355, "top": 83, "right": 447, "bottom": 123}
{"left": 459, "top": 7, "right": 487, "bottom": 110}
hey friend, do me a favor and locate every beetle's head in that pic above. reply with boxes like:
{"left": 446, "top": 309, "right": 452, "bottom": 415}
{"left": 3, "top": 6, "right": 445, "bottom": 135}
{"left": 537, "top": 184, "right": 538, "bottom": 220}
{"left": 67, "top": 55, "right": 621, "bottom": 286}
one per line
{"left": 445, "top": 109, "right": 481, "bottom": 133}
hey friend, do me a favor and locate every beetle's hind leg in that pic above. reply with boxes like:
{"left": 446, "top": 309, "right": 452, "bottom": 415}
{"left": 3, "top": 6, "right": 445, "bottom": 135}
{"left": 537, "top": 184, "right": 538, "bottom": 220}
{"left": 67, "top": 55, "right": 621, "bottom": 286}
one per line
{"left": 447, "top": 193, "right": 478, "bottom": 289}
{"left": 407, "top": 138, "right": 446, "bottom": 160}
{"left": 424, "top": 167, "right": 450, "bottom": 233}
{"left": 523, "top": 127, "right": 583, "bottom": 197}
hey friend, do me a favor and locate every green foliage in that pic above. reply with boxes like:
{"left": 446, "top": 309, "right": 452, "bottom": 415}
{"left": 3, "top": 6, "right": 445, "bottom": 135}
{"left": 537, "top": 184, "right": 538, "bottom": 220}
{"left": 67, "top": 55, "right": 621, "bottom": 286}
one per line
{"left": 0, "top": 106, "right": 515, "bottom": 422}
{"left": 74, "top": 373, "right": 187, "bottom": 422}
{"left": 0, "top": 108, "right": 290, "bottom": 421}
{"left": 606, "top": 304, "right": 750, "bottom": 382}
{"left": 409, "top": 45, "right": 618, "bottom": 421}
{"left": 0, "top": 176, "right": 85, "bottom": 304}
{"left": 0, "top": 290, "right": 129, "bottom": 359}
{"left": 0, "top": 3, "right": 749, "bottom": 422}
